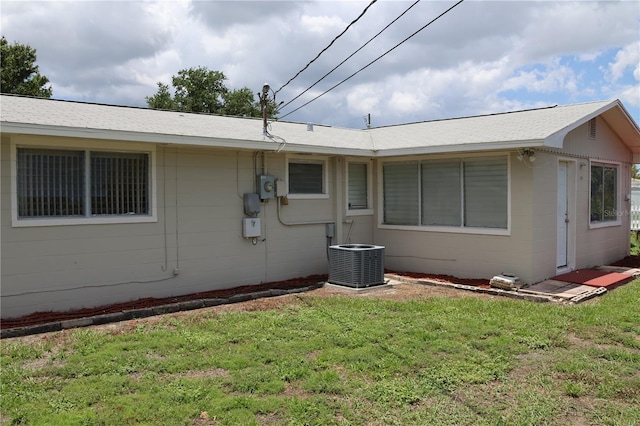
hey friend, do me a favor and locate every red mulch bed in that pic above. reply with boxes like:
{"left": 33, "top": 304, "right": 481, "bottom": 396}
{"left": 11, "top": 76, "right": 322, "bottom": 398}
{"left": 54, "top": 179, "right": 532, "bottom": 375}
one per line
{"left": 611, "top": 255, "right": 640, "bottom": 268}
{"left": 5, "top": 255, "right": 640, "bottom": 332}
{"left": 0, "top": 275, "right": 326, "bottom": 330}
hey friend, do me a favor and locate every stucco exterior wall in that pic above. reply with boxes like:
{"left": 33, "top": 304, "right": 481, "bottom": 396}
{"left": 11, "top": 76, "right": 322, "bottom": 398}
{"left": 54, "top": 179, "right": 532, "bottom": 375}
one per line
{"left": 1, "top": 111, "right": 635, "bottom": 319}
{"left": 530, "top": 118, "right": 632, "bottom": 282}
{"left": 1, "top": 137, "right": 339, "bottom": 318}
{"left": 372, "top": 151, "right": 538, "bottom": 283}
{"left": 372, "top": 118, "right": 633, "bottom": 285}
{"left": 563, "top": 118, "right": 632, "bottom": 268}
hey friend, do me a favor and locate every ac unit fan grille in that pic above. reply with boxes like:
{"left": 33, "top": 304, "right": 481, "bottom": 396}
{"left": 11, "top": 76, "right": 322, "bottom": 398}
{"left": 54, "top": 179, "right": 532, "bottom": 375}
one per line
{"left": 328, "top": 244, "right": 385, "bottom": 288}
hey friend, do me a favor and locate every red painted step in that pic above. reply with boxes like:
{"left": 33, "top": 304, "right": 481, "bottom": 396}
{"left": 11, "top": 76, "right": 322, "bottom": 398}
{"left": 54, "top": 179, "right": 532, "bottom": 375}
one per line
{"left": 552, "top": 269, "right": 632, "bottom": 289}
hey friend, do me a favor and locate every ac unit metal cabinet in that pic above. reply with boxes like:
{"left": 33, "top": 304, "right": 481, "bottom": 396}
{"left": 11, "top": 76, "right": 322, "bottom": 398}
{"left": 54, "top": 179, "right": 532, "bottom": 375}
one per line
{"left": 328, "top": 244, "right": 385, "bottom": 288}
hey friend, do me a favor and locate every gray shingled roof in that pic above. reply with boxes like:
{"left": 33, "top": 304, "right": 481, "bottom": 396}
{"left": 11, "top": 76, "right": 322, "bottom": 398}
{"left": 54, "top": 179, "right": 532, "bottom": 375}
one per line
{"left": 369, "top": 100, "right": 628, "bottom": 155}
{"left": 0, "top": 95, "right": 371, "bottom": 155}
{"left": 1, "top": 95, "right": 638, "bottom": 157}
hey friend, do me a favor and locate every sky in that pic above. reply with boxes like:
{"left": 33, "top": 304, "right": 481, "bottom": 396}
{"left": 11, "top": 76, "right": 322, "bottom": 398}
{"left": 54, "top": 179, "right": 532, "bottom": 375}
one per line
{"left": 1, "top": 0, "right": 639, "bottom": 129}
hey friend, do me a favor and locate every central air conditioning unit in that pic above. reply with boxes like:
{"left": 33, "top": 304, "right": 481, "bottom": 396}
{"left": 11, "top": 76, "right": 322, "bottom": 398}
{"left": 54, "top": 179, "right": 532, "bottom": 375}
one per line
{"left": 328, "top": 244, "right": 385, "bottom": 288}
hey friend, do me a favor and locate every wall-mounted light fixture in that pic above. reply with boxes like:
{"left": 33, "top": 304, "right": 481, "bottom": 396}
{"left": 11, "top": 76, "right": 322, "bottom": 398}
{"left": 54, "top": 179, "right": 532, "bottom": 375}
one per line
{"left": 523, "top": 149, "right": 536, "bottom": 162}
{"left": 517, "top": 148, "right": 536, "bottom": 163}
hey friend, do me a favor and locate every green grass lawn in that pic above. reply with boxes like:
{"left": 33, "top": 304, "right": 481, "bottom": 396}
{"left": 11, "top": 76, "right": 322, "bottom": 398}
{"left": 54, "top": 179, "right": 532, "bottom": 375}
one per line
{"left": 2, "top": 281, "right": 639, "bottom": 425}
{"left": 631, "top": 232, "right": 640, "bottom": 256}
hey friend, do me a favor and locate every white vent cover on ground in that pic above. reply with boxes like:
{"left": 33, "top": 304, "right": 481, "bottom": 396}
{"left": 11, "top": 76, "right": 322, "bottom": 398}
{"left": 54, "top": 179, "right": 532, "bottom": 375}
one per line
{"left": 328, "top": 244, "right": 385, "bottom": 288}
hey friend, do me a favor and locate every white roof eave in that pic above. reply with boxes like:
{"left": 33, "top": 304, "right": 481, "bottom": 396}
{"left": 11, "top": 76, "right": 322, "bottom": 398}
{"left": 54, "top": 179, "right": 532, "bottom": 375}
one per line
{"left": 375, "top": 139, "right": 547, "bottom": 157}
{"left": 543, "top": 100, "right": 620, "bottom": 149}
{"left": 1, "top": 122, "right": 376, "bottom": 156}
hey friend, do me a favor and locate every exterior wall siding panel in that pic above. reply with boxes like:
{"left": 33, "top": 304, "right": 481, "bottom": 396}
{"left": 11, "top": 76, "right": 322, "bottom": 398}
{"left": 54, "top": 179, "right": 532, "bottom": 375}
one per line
{"left": 2, "top": 99, "right": 638, "bottom": 319}
{"left": 1, "top": 141, "right": 336, "bottom": 318}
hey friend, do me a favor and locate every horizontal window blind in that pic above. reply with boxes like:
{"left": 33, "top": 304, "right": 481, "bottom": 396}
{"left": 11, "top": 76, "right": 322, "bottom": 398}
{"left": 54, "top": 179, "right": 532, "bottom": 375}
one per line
{"left": 289, "top": 161, "right": 324, "bottom": 194}
{"left": 421, "top": 160, "right": 461, "bottom": 226}
{"left": 17, "top": 148, "right": 85, "bottom": 217}
{"left": 348, "top": 163, "right": 368, "bottom": 209}
{"left": 463, "top": 157, "right": 508, "bottom": 228}
{"left": 383, "top": 162, "right": 419, "bottom": 225}
{"left": 382, "top": 156, "right": 508, "bottom": 230}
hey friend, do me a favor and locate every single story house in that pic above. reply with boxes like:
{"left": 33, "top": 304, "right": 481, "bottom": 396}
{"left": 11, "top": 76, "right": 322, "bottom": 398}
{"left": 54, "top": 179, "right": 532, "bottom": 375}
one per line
{"left": 1, "top": 94, "right": 639, "bottom": 318}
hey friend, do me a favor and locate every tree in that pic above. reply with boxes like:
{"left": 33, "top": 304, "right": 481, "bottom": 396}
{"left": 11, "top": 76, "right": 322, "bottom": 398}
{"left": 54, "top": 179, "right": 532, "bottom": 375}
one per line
{"left": 146, "top": 82, "right": 177, "bottom": 110}
{"left": 174, "top": 66, "right": 227, "bottom": 113}
{"left": 146, "top": 66, "right": 278, "bottom": 118}
{"left": 1, "top": 36, "right": 52, "bottom": 98}
{"left": 222, "top": 87, "right": 262, "bottom": 117}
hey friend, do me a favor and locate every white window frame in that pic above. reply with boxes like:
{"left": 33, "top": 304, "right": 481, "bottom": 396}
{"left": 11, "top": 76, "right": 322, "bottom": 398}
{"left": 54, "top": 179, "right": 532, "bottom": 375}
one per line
{"left": 11, "top": 137, "right": 157, "bottom": 227}
{"left": 346, "top": 159, "right": 373, "bottom": 216}
{"left": 589, "top": 160, "right": 621, "bottom": 229}
{"left": 286, "top": 155, "right": 329, "bottom": 199}
{"left": 377, "top": 153, "right": 511, "bottom": 235}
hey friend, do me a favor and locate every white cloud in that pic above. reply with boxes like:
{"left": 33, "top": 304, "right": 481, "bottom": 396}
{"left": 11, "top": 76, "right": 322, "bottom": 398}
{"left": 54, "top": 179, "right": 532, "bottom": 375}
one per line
{"left": 387, "top": 91, "right": 424, "bottom": 115}
{"left": 502, "top": 60, "right": 579, "bottom": 94}
{"left": 300, "top": 14, "right": 345, "bottom": 35}
{"left": 346, "top": 84, "right": 381, "bottom": 115}
{"left": 620, "top": 84, "right": 640, "bottom": 109}
{"left": 607, "top": 41, "right": 640, "bottom": 82}
{"left": 1, "top": 0, "right": 638, "bottom": 126}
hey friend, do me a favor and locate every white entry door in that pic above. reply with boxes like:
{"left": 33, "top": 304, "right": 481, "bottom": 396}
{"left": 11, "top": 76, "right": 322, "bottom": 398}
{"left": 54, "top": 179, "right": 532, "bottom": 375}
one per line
{"left": 557, "top": 162, "right": 569, "bottom": 268}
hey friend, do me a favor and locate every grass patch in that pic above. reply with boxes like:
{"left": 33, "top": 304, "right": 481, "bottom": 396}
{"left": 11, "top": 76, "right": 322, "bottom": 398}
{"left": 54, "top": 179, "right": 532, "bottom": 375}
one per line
{"left": 631, "top": 231, "right": 640, "bottom": 256}
{"left": 2, "top": 281, "right": 639, "bottom": 425}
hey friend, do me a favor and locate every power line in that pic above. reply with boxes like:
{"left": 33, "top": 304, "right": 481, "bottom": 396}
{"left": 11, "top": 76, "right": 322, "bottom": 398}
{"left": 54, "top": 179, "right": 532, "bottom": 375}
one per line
{"left": 279, "top": 0, "right": 421, "bottom": 112}
{"left": 279, "top": 0, "right": 465, "bottom": 121}
{"left": 273, "top": 0, "right": 378, "bottom": 96}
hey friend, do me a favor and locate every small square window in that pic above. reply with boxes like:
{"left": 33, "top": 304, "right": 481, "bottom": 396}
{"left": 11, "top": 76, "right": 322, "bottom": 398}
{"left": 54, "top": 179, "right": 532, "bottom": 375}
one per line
{"left": 287, "top": 158, "right": 327, "bottom": 198}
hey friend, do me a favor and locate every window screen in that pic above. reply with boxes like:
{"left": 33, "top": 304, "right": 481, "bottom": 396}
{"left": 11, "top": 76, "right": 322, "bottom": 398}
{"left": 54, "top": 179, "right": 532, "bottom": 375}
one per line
{"left": 91, "top": 152, "right": 149, "bottom": 215}
{"left": 17, "top": 147, "right": 150, "bottom": 219}
{"left": 17, "top": 148, "right": 85, "bottom": 217}
{"left": 288, "top": 161, "right": 324, "bottom": 194}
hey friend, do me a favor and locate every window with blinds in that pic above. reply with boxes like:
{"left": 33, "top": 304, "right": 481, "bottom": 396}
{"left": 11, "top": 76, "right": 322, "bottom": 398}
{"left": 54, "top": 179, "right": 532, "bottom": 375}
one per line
{"left": 421, "top": 160, "right": 461, "bottom": 226}
{"left": 383, "top": 156, "right": 508, "bottom": 229}
{"left": 17, "top": 148, "right": 85, "bottom": 217}
{"left": 463, "top": 157, "right": 508, "bottom": 228}
{"left": 17, "top": 148, "right": 150, "bottom": 219}
{"left": 91, "top": 152, "right": 149, "bottom": 215}
{"left": 348, "top": 162, "right": 368, "bottom": 210}
{"left": 383, "top": 162, "right": 419, "bottom": 225}
{"left": 288, "top": 160, "right": 324, "bottom": 194}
